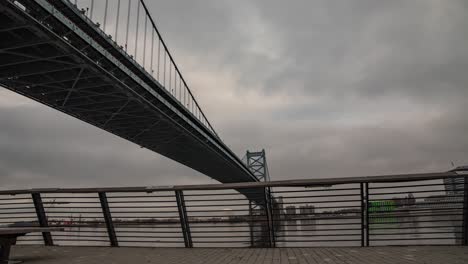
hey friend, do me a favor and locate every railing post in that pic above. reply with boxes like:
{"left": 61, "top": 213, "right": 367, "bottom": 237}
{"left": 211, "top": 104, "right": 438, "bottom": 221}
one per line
{"left": 263, "top": 187, "right": 275, "bottom": 248}
{"left": 360, "top": 183, "right": 365, "bottom": 247}
{"left": 249, "top": 201, "right": 254, "bottom": 247}
{"left": 365, "top": 182, "right": 370, "bottom": 247}
{"left": 175, "top": 190, "right": 192, "bottom": 248}
{"left": 31, "top": 192, "right": 53, "bottom": 246}
{"left": 463, "top": 176, "right": 468, "bottom": 246}
{"left": 98, "top": 192, "right": 118, "bottom": 247}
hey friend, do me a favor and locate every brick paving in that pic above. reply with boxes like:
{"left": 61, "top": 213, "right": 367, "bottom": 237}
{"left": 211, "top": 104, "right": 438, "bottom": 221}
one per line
{"left": 10, "top": 245, "right": 468, "bottom": 263}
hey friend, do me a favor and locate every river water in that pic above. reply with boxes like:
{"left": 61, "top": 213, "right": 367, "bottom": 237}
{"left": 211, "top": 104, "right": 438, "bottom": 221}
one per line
{"left": 18, "top": 213, "right": 461, "bottom": 247}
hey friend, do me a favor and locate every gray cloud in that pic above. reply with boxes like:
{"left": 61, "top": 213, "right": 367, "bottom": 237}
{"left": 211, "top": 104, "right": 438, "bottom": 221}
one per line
{"left": 1, "top": 0, "right": 468, "bottom": 189}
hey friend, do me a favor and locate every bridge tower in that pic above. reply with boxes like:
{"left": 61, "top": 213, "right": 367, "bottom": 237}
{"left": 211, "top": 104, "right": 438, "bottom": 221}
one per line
{"left": 244, "top": 149, "right": 270, "bottom": 182}
{"left": 244, "top": 149, "right": 277, "bottom": 247}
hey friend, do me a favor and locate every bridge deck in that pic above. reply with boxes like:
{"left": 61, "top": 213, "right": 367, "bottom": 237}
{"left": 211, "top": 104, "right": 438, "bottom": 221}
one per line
{"left": 11, "top": 246, "right": 468, "bottom": 263}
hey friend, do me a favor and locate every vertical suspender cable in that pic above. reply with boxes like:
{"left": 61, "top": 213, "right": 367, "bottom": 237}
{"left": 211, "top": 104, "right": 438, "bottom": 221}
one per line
{"left": 103, "top": 0, "right": 109, "bottom": 32}
{"left": 143, "top": 14, "right": 148, "bottom": 68}
{"left": 125, "top": 0, "right": 132, "bottom": 51}
{"left": 90, "top": 0, "right": 94, "bottom": 20}
{"left": 150, "top": 30, "right": 154, "bottom": 75}
{"left": 115, "top": 0, "right": 121, "bottom": 41}
{"left": 134, "top": 0, "right": 141, "bottom": 59}
{"left": 157, "top": 40, "right": 161, "bottom": 79}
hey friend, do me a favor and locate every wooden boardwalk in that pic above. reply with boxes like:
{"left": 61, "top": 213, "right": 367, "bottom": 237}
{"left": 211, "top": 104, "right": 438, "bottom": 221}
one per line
{"left": 10, "top": 246, "right": 468, "bottom": 263}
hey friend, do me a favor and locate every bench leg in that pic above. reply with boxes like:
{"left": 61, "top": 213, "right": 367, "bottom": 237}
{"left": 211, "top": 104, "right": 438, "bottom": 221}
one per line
{"left": 0, "top": 237, "right": 17, "bottom": 263}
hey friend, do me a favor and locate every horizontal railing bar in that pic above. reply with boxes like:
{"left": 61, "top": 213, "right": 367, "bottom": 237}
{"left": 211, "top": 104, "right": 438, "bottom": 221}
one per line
{"left": 276, "top": 211, "right": 362, "bottom": 217}
{"left": 369, "top": 213, "right": 463, "bottom": 218}
{"left": 186, "top": 209, "right": 250, "bottom": 213}
{"left": 52, "top": 230, "right": 109, "bottom": 233}
{"left": 277, "top": 199, "right": 362, "bottom": 204}
{"left": 274, "top": 205, "right": 362, "bottom": 210}
{"left": 108, "top": 216, "right": 180, "bottom": 219}
{"left": 53, "top": 239, "right": 110, "bottom": 242}
{"left": 369, "top": 207, "right": 464, "bottom": 214}
{"left": 107, "top": 200, "right": 176, "bottom": 204}
{"left": 0, "top": 216, "right": 37, "bottom": 219}
{"left": 370, "top": 237, "right": 457, "bottom": 241}
{"left": 51, "top": 234, "right": 109, "bottom": 238}
{"left": 185, "top": 198, "right": 261, "bottom": 202}
{"left": 369, "top": 182, "right": 460, "bottom": 190}
{"left": 116, "top": 235, "right": 182, "bottom": 238}
{"left": 110, "top": 206, "right": 178, "bottom": 209}
{"left": 0, "top": 172, "right": 458, "bottom": 194}
{"left": 191, "top": 241, "right": 251, "bottom": 243}
{"left": 370, "top": 231, "right": 463, "bottom": 235}
{"left": 117, "top": 240, "right": 182, "bottom": 243}
{"left": 281, "top": 228, "right": 363, "bottom": 232}
{"left": 370, "top": 219, "right": 463, "bottom": 224}
{"left": 370, "top": 225, "right": 463, "bottom": 230}
{"left": 189, "top": 230, "right": 262, "bottom": 233}
{"left": 191, "top": 235, "right": 262, "bottom": 238}
{"left": 0, "top": 202, "right": 35, "bottom": 205}
{"left": 109, "top": 211, "right": 180, "bottom": 214}
{"left": 44, "top": 206, "right": 104, "bottom": 209}
{"left": 114, "top": 226, "right": 182, "bottom": 229}
{"left": 276, "top": 194, "right": 361, "bottom": 199}
{"left": 278, "top": 222, "right": 361, "bottom": 226}
{"left": 271, "top": 188, "right": 361, "bottom": 193}
{"left": 45, "top": 211, "right": 103, "bottom": 214}
{"left": 0, "top": 211, "right": 36, "bottom": 214}
{"left": 116, "top": 230, "right": 183, "bottom": 234}
{"left": 275, "top": 239, "right": 361, "bottom": 242}
{"left": 369, "top": 195, "right": 464, "bottom": 201}
{"left": 0, "top": 207, "right": 35, "bottom": 210}
{"left": 276, "top": 234, "right": 360, "bottom": 237}
{"left": 189, "top": 225, "right": 252, "bottom": 228}
{"left": 369, "top": 190, "right": 452, "bottom": 195}
{"left": 273, "top": 216, "right": 361, "bottom": 221}
{"left": 40, "top": 196, "right": 99, "bottom": 199}
{"left": 107, "top": 195, "right": 176, "bottom": 199}
{"left": 0, "top": 197, "right": 31, "bottom": 201}
{"left": 185, "top": 204, "right": 247, "bottom": 208}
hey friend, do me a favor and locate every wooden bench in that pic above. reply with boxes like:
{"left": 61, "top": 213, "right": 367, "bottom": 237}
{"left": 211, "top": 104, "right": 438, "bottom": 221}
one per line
{"left": 0, "top": 227, "right": 63, "bottom": 263}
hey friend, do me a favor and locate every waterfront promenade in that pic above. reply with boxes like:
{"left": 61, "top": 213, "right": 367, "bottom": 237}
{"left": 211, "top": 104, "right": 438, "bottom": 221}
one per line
{"left": 10, "top": 245, "right": 468, "bottom": 263}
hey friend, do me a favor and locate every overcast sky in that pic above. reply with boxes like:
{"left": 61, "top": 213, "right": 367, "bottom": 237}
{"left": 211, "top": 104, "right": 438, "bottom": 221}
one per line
{"left": 1, "top": 0, "right": 467, "bottom": 190}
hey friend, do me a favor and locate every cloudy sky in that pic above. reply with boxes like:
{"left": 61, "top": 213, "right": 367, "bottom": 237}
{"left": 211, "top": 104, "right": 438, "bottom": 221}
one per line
{"left": 1, "top": 0, "right": 467, "bottom": 190}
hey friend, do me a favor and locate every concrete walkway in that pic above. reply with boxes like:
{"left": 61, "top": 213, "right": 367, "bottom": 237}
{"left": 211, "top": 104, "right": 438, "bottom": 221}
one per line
{"left": 10, "top": 245, "right": 468, "bottom": 263}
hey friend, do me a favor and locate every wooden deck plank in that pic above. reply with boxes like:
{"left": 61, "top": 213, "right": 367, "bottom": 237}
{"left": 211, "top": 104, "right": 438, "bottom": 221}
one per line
{"left": 9, "top": 246, "right": 468, "bottom": 264}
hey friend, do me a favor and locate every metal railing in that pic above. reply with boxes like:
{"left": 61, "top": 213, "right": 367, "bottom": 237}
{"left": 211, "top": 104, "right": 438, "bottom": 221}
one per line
{"left": 63, "top": 0, "right": 217, "bottom": 136}
{"left": 0, "top": 171, "right": 467, "bottom": 247}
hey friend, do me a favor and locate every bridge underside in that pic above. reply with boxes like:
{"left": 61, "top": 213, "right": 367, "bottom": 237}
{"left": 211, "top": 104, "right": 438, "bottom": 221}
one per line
{"left": 0, "top": 0, "right": 259, "bottom": 198}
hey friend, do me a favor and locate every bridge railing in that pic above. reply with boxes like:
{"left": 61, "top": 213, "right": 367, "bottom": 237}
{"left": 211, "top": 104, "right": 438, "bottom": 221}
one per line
{"left": 64, "top": 0, "right": 217, "bottom": 136}
{"left": 0, "top": 172, "right": 467, "bottom": 247}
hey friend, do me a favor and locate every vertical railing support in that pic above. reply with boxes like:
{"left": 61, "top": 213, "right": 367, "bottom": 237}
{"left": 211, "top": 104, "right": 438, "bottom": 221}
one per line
{"left": 263, "top": 187, "right": 275, "bottom": 248}
{"left": 463, "top": 176, "right": 468, "bottom": 246}
{"left": 32, "top": 192, "right": 53, "bottom": 246}
{"left": 175, "top": 190, "right": 192, "bottom": 248}
{"left": 249, "top": 201, "right": 254, "bottom": 247}
{"left": 360, "top": 183, "right": 365, "bottom": 247}
{"left": 98, "top": 192, "right": 118, "bottom": 247}
{"left": 365, "top": 182, "right": 370, "bottom": 247}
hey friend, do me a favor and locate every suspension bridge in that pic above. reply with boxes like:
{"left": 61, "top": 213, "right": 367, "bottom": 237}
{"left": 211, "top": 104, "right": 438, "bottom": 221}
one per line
{"left": 0, "top": 0, "right": 267, "bottom": 196}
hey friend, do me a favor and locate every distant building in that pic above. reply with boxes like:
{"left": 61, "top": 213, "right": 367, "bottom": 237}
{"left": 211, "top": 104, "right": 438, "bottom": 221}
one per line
{"left": 285, "top": 206, "right": 296, "bottom": 216}
{"left": 445, "top": 166, "right": 467, "bottom": 195}
{"left": 299, "top": 205, "right": 315, "bottom": 215}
